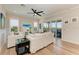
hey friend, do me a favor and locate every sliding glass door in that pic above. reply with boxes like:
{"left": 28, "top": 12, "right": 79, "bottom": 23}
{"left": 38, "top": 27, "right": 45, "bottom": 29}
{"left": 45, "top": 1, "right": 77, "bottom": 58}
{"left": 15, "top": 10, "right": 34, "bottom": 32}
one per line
{"left": 50, "top": 20, "right": 63, "bottom": 38}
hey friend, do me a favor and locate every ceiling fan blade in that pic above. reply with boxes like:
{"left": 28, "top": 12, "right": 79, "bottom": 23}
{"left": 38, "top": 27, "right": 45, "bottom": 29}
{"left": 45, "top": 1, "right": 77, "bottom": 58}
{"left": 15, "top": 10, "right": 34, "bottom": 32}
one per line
{"left": 37, "top": 11, "right": 43, "bottom": 13}
{"left": 30, "top": 8, "right": 44, "bottom": 16}
{"left": 31, "top": 8, "right": 36, "bottom": 13}
{"left": 36, "top": 13, "right": 41, "bottom": 16}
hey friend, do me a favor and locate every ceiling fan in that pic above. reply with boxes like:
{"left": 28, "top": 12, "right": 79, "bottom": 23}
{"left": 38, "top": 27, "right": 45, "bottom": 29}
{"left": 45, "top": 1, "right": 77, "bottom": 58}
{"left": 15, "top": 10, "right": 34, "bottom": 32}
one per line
{"left": 28, "top": 8, "right": 45, "bottom": 16}
{"left": 20, "top": 4, "right": 45, "bottom": 16}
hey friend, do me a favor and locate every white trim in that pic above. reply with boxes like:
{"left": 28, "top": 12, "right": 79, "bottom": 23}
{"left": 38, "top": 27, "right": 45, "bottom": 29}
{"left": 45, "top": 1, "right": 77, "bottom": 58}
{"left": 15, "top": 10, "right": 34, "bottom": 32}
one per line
{"left": 62, "top": 39, "right": 79, "bottom": 45}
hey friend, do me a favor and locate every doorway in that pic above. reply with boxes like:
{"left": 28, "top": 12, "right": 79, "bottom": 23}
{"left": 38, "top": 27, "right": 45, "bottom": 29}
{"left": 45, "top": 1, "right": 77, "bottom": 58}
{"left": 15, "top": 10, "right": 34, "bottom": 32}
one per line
{"left": 50, "top": 20, "right": 63, "bottom": 46}
{"left": 50, "top": 20, "right": 63, "bottom": 39}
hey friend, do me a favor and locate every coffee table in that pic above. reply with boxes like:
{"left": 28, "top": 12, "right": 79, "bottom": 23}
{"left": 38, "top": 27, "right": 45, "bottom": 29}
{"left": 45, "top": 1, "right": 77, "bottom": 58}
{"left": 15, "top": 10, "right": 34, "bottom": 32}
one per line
{"left": 15, "top": 38, "right": 30, "bottom": 55}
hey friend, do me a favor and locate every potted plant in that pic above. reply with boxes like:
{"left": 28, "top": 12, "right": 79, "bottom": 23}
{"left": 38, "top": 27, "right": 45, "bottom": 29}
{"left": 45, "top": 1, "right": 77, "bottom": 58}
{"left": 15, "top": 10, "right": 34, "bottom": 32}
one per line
{"left": 11, "top": 26, "right": 18, "bottom": 35}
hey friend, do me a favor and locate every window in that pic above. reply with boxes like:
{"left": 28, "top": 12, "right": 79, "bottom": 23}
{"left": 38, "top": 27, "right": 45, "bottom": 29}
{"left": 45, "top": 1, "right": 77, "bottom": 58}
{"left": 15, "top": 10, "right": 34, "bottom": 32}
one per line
{"left": 23, "top": 24, "right": 32, "bottom": 33}
{"left": 57, "top": 22, "right": 63, "bottom": 29}
{"left": 43, "top": 23, "right": 48, "bottom": 28}
{"left": 34, "top": 22, "right": 38, "bottom": 32}
{"left": 10, "top": 19, "right": 19, "bottom": 32}
{"left": 50, "top": 22, "right": 57, "bottom": 32}
{"left": 43, "top": 23, "right": 49, "bottom": 32}
{"left": 34, "top": 22, "right": 38, "bottom": 28}
{"left": 50, "top": 20, "right": 63, "bottom": 32}
{"left": 50, "top": 22, "right": 57, "bottom": 29}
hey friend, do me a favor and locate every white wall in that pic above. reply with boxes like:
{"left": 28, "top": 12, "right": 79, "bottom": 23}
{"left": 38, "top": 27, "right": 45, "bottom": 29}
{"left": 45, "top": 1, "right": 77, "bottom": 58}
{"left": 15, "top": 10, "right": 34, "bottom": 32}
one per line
{"left": 0, "top": 30, "right": 7, "bottom": 53}
{"left": 49, "top": 6, "right": 79, "bottom": 45}
{"left": 0, "top": 5, "right": 7, "bottom": 53}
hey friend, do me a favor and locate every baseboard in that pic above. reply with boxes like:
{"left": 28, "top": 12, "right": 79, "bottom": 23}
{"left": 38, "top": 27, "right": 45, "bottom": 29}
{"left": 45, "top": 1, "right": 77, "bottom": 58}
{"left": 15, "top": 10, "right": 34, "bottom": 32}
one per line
{"left": 7, "top": 46, "right": 15, "bottom": 49}
{"left": 62, "top": 39, "right": 79, "bottom": 45}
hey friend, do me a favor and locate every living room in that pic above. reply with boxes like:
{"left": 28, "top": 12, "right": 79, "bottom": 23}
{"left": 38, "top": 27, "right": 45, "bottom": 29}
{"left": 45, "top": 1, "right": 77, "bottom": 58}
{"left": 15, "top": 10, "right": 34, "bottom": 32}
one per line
{"left": 0, "top": 4, "right": 79, "bottom": 55}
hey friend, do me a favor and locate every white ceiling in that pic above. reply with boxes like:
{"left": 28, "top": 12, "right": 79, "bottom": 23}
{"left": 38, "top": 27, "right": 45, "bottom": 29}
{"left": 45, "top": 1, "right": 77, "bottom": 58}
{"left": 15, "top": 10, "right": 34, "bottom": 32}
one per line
{"left": 3, "top": 4, "right": 79, "bottom": 19}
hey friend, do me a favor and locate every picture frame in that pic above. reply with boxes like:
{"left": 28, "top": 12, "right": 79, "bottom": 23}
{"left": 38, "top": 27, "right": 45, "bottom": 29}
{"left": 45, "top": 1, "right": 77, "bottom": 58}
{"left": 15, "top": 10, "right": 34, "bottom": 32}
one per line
{"left": 72, "top": 18, "right": 77, "bottom": 22}
{"left": 65, "top": 21, "right": 68, "bottom": 24}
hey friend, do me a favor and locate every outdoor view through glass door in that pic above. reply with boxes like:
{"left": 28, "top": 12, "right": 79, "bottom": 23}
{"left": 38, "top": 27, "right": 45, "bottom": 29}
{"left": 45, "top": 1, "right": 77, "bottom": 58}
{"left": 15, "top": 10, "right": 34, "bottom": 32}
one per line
{"left": 50, "top": 20, "right": 63, "bottom": 39}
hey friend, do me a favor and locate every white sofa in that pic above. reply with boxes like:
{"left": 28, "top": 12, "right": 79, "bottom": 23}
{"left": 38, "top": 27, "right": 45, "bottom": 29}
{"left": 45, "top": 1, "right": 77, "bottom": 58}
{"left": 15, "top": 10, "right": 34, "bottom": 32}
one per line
{"left": 7, "top": 32, "right": 24, "bottom": 48}
{"left": 27, "top": 31, "right": 54, "bottom": 53}
{"left": 7, "top": 31, "right": 54, "bottom": 53}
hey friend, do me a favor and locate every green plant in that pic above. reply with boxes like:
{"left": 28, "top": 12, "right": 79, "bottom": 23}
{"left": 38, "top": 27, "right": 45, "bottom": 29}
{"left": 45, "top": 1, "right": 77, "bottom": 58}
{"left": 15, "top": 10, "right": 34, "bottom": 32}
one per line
{"left": 11, "top": 26, "right": 18, "bottom": 32}
{"left": 43, "top": 27, "right": 49, "bottom": 32}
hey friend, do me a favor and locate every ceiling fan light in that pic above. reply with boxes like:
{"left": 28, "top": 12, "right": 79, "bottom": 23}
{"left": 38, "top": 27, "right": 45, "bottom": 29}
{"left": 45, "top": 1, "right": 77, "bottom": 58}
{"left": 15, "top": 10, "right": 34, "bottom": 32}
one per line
{"left": 35, "top": 14, "right": 37, "bottom": 15}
